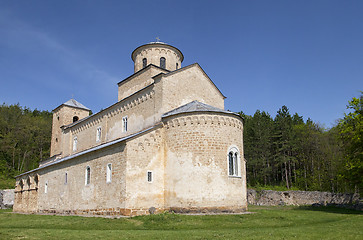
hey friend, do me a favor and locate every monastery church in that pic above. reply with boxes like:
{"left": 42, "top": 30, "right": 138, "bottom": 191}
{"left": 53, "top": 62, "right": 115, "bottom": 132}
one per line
{"left": 14, "top": 41, "right": 247, "bottom": 216}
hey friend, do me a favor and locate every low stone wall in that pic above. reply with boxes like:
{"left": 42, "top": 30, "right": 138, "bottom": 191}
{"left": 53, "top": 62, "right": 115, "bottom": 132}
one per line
{"left": 248, "top": 189, "right": 362, "bottom": 210}
{"left": 0, "top": 189, "right": 15, "bottom": 209}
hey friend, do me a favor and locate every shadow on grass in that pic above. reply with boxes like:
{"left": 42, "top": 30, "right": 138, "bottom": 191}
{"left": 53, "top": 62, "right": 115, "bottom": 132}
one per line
{"left": 295, "top": 205, "right": 363, "bottom": 215}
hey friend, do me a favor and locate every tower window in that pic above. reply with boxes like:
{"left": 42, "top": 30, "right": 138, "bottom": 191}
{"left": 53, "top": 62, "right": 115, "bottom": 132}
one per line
{"left": 85, "top": 166, "right": 91, "bottom": 185}
{"left": 142, "top": 58, "right": 147, "bottom": 68}
{"left": 176, "top": 63, "right": 179, "bottom": 69}
{"left": 160, "top": 57, "right": 166, "bottom": 69}
{"left": 73, "top": 116, "right": 79, "bottom": 122}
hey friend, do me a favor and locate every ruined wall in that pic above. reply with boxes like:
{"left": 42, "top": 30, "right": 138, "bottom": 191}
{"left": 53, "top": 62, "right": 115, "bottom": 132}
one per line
{"left": 163, "top": 112, "right": 247, "bottom": 213}
{"left": 0, "top": 189, "right": 14, "bottom": 209}
{"left": 247, "top": 189, "right": 363, "bottom": 210}
{"left": 13, "top": 174, "right": 39, "bottom": 213}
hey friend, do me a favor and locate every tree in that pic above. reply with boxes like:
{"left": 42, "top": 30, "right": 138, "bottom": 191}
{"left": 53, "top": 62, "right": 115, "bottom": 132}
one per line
{"left": 338, "top": 92, "right": 363, "bottom": 193}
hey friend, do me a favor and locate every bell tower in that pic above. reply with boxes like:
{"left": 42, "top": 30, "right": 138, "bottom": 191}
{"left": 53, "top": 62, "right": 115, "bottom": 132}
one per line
{"left": 131, "top": 41, "right": 184, "bottom": 73}
{"left": 50, "top": 99, "right": 90, "bottom": 157}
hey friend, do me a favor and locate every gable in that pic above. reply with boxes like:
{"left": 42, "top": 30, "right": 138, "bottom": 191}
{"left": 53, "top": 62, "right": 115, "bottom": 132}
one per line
{"left": 154, "top": 63, "right": 226, "bottom": 113}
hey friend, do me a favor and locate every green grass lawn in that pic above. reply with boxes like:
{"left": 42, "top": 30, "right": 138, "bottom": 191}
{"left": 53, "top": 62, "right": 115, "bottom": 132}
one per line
{"left": 0, "top": 206, "right": 362, "bottom": 239}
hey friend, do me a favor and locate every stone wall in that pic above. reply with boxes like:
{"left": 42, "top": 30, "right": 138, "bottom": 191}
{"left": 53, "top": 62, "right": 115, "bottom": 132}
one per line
{"left": 248, "top": 189, "right": 362, "bottom": 210}
{"left": 0, "top": 189, "right": 15, "bottom": 209}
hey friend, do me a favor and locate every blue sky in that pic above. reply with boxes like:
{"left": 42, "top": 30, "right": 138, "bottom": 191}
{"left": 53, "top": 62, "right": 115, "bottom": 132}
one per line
{"left": 0, "top": 0, "right": 362, "bottom": 128}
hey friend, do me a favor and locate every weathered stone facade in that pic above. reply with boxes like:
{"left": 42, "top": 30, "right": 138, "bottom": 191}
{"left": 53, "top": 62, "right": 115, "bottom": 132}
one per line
{"left": 247, "top": 189, "right": 363, "bottom": 210}
{"left": 14, "top": 42, "right": 247, "bottom": 216}
{"left": 0, "top": 189, "right": 15, "bottom": 209}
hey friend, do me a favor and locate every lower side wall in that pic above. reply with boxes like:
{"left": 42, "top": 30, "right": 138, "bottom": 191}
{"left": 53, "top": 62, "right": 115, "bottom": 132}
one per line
{"left": 26, "top": 205, "right": 247, "bottom": 216}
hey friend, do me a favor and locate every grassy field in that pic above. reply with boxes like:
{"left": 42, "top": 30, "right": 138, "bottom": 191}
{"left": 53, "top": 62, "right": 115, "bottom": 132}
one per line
{"left": 0, "top": 206, "right": 362, "bottom": 239}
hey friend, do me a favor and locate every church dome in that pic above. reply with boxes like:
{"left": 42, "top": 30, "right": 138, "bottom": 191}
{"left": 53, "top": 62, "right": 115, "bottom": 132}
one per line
{"left": 131, "top": 41, "right": 184, "bottom": 72}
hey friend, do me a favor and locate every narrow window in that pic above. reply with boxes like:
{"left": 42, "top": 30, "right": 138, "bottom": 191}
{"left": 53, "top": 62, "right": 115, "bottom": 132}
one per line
{"left": 65, "top": 172, "right": 68, "bottom": 185}
{"left": 73, "top": 116, "right": 79, "bottom": 122}
{"left": 96, "top": 127, "right": 101, "bottom": 142}
{"left": 122, "top": 117, "right": 128, "bottom": 132}
{"left": 228, "top": 152, "right": 234, "bottom": 176}
{"left": 176, "top": 63, "right": 179, "bottom": 69}
{"left": 73, "top": 137, "right": 77, "bottom": 151}
{"left": 234, "top": 153, "right": 238, "bottom": 176}
{"left": 142, "top": 58, "right": 147, "bottom": 68}
{"left": 19, "top": 180, "right": 24, "bottom": 191}
{"left": 147, "top": 171, "right": 152, "bottom": 182}
{"left": 106, "top": 163, "right": 112, "bottom": 183}
{"left": 34, "top": 175, "right": 39, "bottom": 188}
{"left": 45, "top": 182, "right": 48, "bottom": 194}
{"left": 85, "top": 166, "right": 90, "bottom": 185}
{"left": 160, "top": 57, "right": 166, "bottom": 69}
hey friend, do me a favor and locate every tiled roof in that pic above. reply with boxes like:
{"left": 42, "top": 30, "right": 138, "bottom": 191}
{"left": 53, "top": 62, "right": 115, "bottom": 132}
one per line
{"left": 63, "top": 99, "right": 90, "bottom": 111}
{"left": 162, "top": 101, "right": 239, "bottom": 118}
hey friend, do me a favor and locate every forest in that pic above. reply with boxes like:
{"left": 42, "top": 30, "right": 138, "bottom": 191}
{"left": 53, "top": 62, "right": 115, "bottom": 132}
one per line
{"left": 0, "top": 93, "right": 362, "bottom": 192}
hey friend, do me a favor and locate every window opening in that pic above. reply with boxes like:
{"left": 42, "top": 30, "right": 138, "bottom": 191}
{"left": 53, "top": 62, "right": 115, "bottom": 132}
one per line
{"left": 228, "top": 152, "right": 234, "bottom": 176}
{"left": 19, "top": 180, "right": 24, "bottom": 191}
{"left": 96, "top": 127, "right": 101, "bottom": 142}
{"left": 143, "top": 58, "right": 147, "bottom": 68}
{"left": 85, "top": 166, "right": 91, "bottom": 185}
{"left": 73, "top": 137, "right": 77, "bottom": 151}
{"left": 176, "top": 63, "right": 179, "bottom": 69}
{"left": 234, "top": 152, "right": 238, "bottom": 176}
{"left": 34, "top": 175, "right": 39, "bottom": 187}
{"left": 65, "top": 172, "right": 68, "bottom": 184}
{"left": 107, "top": 163, "right": 112, "bottom": 183}
{"left": 160, "top": 57, "right": 166, "bottom": 69}
{"left": 228, "top": 146, "right": 240, "bottom": 177}
{"left": 122, "top": 117, "right": 128, "bottom": 132}
{"left": 45, "top": 182, "right": 48, "bottom": 193}
{"left": 73, "top": 116, "right": 79, "bottom": 122}
{"left": 147, "top": 171, "right": 152, "bottom": 182}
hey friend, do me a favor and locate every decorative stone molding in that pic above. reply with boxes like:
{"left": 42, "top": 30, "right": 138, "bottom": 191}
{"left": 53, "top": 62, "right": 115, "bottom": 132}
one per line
{"left": 164, "top": 113, "right": 242, "bottom": 130}
{"left": 71, "top": 89, "right": 154, "bottom": 135}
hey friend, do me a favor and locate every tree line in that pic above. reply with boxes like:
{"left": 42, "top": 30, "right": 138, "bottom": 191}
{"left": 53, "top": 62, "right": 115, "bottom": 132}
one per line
{"left": 0, "top": 103, "right": 52, "bottom": 188}
{"left": 240, "top": 92, "right": 362, "bottom": 193}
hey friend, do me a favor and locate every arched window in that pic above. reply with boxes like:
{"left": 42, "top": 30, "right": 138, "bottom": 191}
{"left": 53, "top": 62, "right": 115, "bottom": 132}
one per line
{"left": 176, "top": 63, "right": 179, "bottom": 69}
{"left": 142, "top": 58, "right": 147, "bottom": 68}
{"left": 73, "top": 116, "right": 79, "bottom": 122}
{"left": 19, "top": 180, "right": 24, "bottom": 191}
{"left": 27, "top": 177, "right": 31, "bottom": 189}
{"left": 228, "top": 146, "right": 240, "bottom": 177}
{"left": 85, "top": 166, "right": 91, "bottom": 185}
{"left": 160, "top": 57, "right": 166, "bottom": 69}
{"left": 34, "top": 175, "right": 39, "bottom": 188}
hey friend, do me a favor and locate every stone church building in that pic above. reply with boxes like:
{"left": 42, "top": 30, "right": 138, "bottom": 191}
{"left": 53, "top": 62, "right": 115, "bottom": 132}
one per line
{"left": 14, "top": 42, "right": 247, "bottom": 216}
